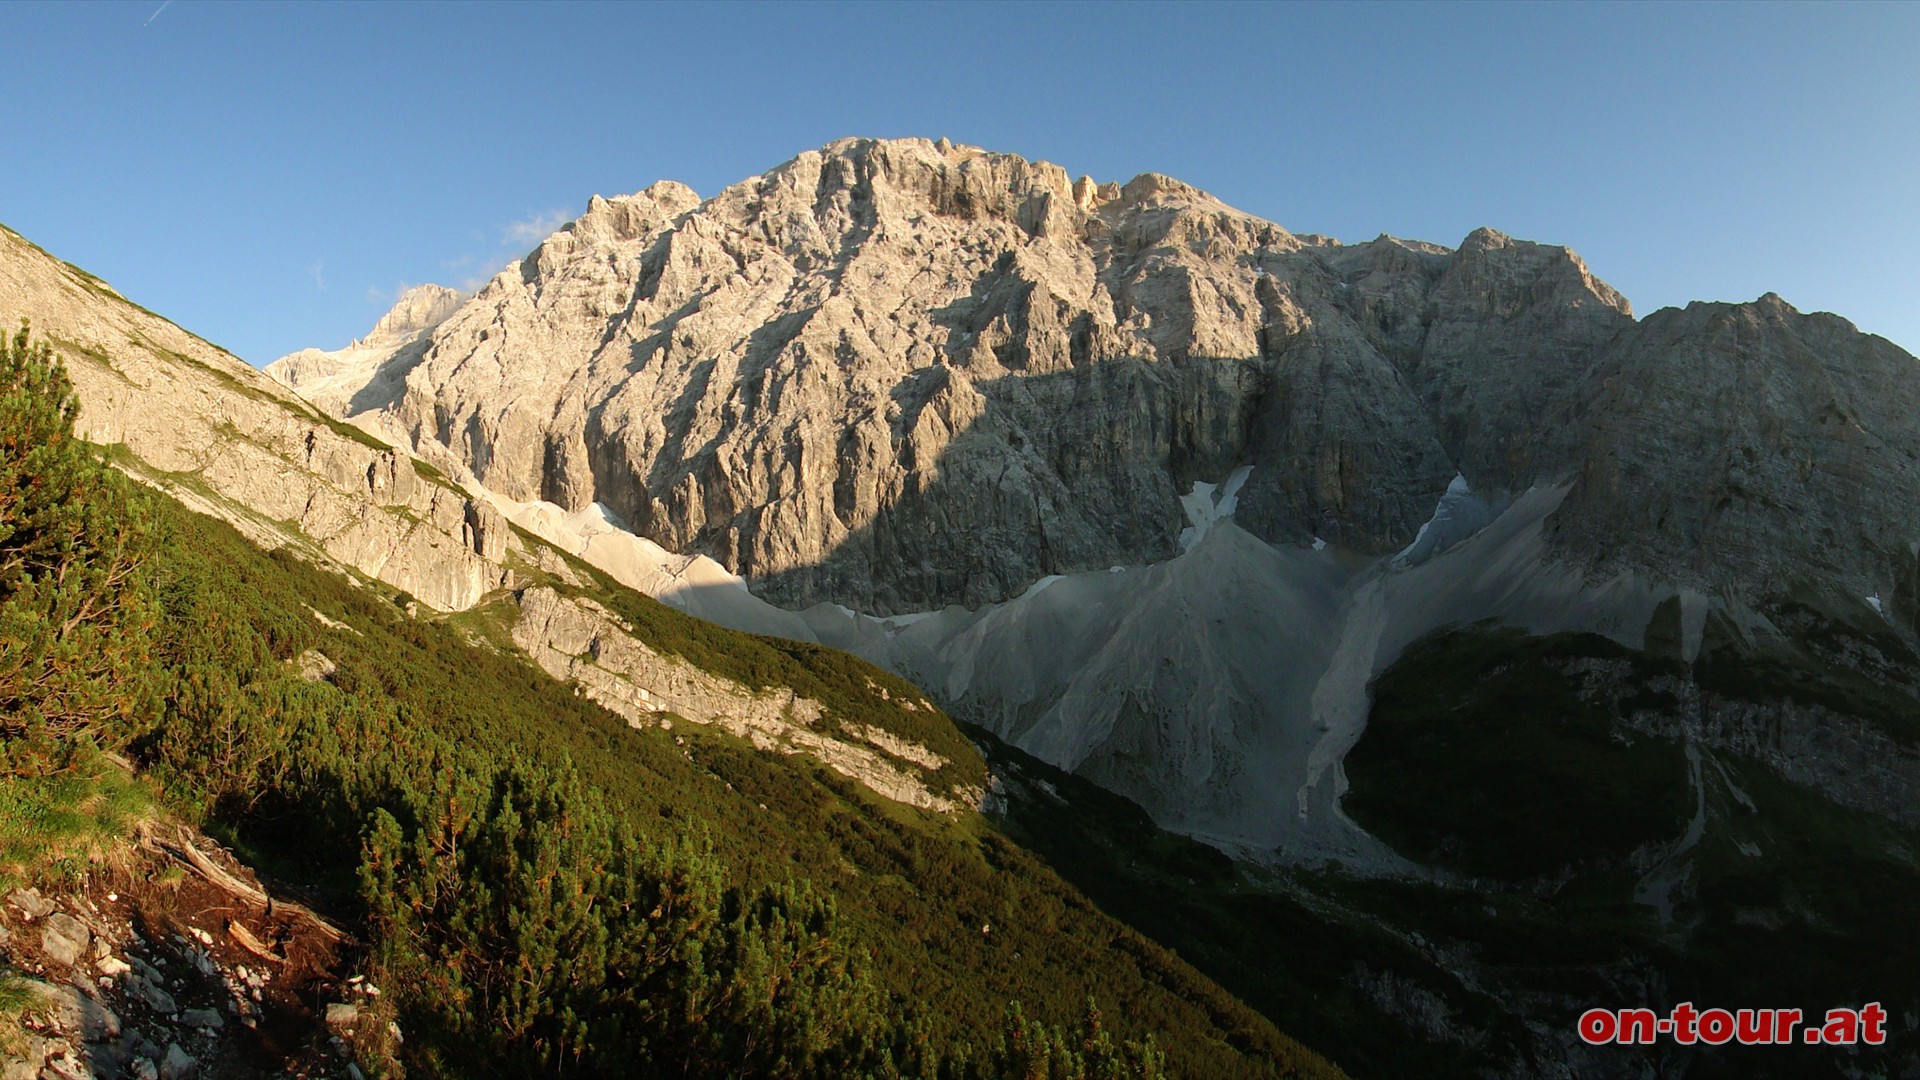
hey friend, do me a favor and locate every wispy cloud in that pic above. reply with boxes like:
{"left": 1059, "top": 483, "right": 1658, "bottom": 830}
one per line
{"left": 501, "top": 209, "right": 570, "bottom": 248}
{"left": 145, "top": 0, "right": 174, "bottom": 26}
{"left": 308, "top": 260, "right": 326, "bottom": 291}
{"left": 364, "top": 207, "right": 574, "bottom": 312}
{"left": 366, "top": 282, "right": 416, "bottom": 307}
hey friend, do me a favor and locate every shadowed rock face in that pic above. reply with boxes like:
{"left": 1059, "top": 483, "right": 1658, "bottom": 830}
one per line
{"left": 272, "top": 136, "right": 1668, "bottom": 613}
{"left": 1549, "top": 294, "right": 1920, "bottom": 614}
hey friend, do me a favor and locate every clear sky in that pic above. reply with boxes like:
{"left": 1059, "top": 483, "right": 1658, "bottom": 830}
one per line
{"left": 2, "top": 1, "right": 1915, "bottom": 364}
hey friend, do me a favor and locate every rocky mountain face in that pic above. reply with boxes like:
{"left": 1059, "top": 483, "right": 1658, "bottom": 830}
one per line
{"left": 1548, "top": 292, "right": 1920, "bottom": 611}
{"left": 268, "top": 137, "right": 1920, "bottom": 628}
{"left": 271, "top": 138, "right": 1649, "bottom": 613}
{"left": 265, "top": 137, "right": 1920, "bottom": 858}
{"left": 15, "top": 134, "right": 1920, "bottom": 1077}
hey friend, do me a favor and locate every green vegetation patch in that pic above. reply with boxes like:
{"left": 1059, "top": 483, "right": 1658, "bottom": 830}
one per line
{"left": 1696, "top": 597, "right": 1920, "bottom": 748}
{"left": 1344, "top": 623, "right": 1690, "bottom": 881}
{"left": 0, "top": 743, "right": 155, "bottom": 890}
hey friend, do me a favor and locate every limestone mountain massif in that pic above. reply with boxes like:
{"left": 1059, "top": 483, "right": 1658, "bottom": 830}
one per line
{"left": 264, "top": 136, "right": 1920, "bottom": 858}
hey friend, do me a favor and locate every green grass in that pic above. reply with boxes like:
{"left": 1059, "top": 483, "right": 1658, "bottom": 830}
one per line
{"left": 0, "top": 971, "right": 43, "bottom": 1062}
{"left": 0, "top": 742, "right": 155, "bottom": 890}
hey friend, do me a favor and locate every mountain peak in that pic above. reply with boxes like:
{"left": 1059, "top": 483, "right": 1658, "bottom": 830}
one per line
{"left": 360, "top": 283, "right": 465, "bottom": 348}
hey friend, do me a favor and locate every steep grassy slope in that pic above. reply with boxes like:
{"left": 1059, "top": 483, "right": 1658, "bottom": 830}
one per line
{"left": 139, "top": 496, "right": 1342, "bottom": 1077}
{"left": 0, "top": 320, "right": 1344, "bottom": 1076}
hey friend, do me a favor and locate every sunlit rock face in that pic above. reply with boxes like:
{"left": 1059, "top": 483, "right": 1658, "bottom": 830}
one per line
{"left": 272, "top": 137, "right": 1685, "bottom": 614}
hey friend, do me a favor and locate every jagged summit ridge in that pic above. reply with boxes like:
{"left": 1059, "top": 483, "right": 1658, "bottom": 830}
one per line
{"left": 359, "top": 283, "right": 466, "bottom": 348}
{"left": 266, "top": 283, "right": 468, "bottom": 418}
{"left": 272, "top": 136, "right": 1650, "bottom": 614}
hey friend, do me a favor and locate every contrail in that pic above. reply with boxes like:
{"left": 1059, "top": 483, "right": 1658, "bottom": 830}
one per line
{"left": 145, "top": 0, "right": 173, "bottom": 26}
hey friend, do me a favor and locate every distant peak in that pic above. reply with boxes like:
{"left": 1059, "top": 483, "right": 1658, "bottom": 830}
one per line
{"left": 1459, "top": 226, "right": 1513, "bottom": 252}
{"left": 361, "top": 284, "right": 465, "bottom": 348}
{"left": 1119, "top": 172, "right": 1202, "bottom": 203}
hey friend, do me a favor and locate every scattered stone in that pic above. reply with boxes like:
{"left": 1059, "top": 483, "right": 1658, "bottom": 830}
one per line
{"left": 40, "top": 1049, "right": 89, "bottom": 1080}
{"left": 323, "top": 1002, "right": 359, "bottom": 1030}
{"left": 158, "top": 1043, "right": 195, "bottom": 1080}
{"left": 129, "top": 1061, "right": 159, "bottom": 1080}
{"left": 39, "top": 914, "right": 91, "bottom": 968}
{"left": 97, "top": 956, "right": 131, "bottom": 978}
{"left": 8, "top": 887, "right": 56, "bottom": 919}
{"left": 130, "top": 977, "right": 177, "bottom": 1017}
{"left": 179, "top": 1008, "right": 222, "bottom": 1031}
{"left": 23, "top": 979, "right": 121, "bottom": 1041}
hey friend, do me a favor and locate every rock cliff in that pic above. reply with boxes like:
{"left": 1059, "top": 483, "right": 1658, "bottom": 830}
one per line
{"left": 270, "top": 138, "right": 1654, "bottom": 612}
{"left": 277, "top": 138, "right": 1920, "bottom": 623}
{"left": 0, "top": 225, "right": 506, "bottom": 612}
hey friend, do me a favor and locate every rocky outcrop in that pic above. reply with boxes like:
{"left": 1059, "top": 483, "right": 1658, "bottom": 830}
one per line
{"left": 0, "top": 224, "right": 510, "bottom": 612}
{"left": 510, "top": 586, "right": 967, "bottom": 811}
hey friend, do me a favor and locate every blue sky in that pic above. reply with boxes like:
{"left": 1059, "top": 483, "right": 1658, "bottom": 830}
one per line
{"left": 2, "top": 1, "right": 1915, "bottom": 363}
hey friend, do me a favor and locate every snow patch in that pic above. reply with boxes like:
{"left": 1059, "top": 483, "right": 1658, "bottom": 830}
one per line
{"left": 1019, "top": 575, "right": 1065, "bottom": 601}
{"left": 1393, "top": 473, "right": 1499, "bottom": 568}
{"left": 1866, "top": 594, "right": 1884, "bottom": 614}
{"left": 1177, "top": 466, "right": 1254, "bottom": 552}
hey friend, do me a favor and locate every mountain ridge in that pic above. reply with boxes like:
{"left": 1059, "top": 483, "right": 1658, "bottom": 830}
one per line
{"left": 270, "top": 135, "right": 1917, "bottom": 621}
{"left": 260, "top": 137, "right": 1920, "bottom": 859}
